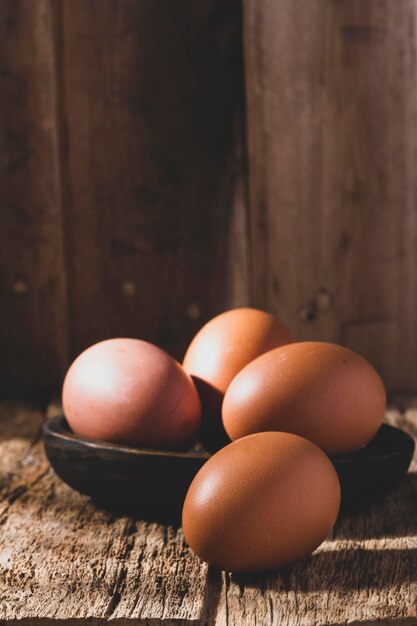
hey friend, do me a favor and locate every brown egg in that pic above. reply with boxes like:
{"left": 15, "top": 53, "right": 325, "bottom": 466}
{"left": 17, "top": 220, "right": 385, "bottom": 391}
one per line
{"left": 223, "top": 342, "right": 386, "bottom": 456}
{"left": 63, "top": 338, "right": 201, "bottom": 449}
{"left": 182, "top": 431, "right": 340, "bottom": 572}
{"left": 183, "top": 308, "right": 294, "bottom": 450}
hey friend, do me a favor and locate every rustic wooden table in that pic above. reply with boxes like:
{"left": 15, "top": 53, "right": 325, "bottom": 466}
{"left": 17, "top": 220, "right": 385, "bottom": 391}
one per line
{"left": 0, "top": 399, "right": 416, "bottom": 626}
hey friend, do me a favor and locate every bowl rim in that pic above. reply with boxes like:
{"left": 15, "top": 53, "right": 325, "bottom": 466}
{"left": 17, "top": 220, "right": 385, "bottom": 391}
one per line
{"left": 330, "top": 423, "right": 415, "bottom": 465}
{"left": 43, "top": 416, "right": 415, "bottom": 466}
{"left": 42, "top": 415, "right": 211, "bottom": 461}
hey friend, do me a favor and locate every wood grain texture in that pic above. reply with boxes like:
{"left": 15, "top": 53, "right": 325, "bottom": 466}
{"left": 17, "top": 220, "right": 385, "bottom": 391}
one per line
{"left": 0, "top": 401, "right": 208, "bottom": 624}
{"left": 1, "top": 401, "right": 417, "bottom": 625}
{"left": 58, "top": 0, "right": 246, "bottom": 363}
{"left": 0, "top": 0, "right": 69, "bottom": 395}
{"left": 244, "top": 0, "right": 417, "bottom": 391}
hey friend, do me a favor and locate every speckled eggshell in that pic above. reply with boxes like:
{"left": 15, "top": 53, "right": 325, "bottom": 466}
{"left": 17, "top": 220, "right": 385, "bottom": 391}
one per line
{"left": 63, "top": 338, "right": 201, "bottom": 449}
{"left": 182, "top": 431, "right": 341, "bottom": 572}
{"left": 182, "top": 308, "right": 294, "bottom": 450}
{"left": 222, "top": 342, "right": 386, "bottom": 456}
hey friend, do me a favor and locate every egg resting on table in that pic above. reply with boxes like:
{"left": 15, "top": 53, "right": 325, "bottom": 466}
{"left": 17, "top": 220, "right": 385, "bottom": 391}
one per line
{"left": 222, "top": 341, "right": 386, "bottom": 456}
{"left": 63, "top": 338, "right": 201, "bottom": 449}
{"left": 182, "top": 431, "right": 341, "bottom": 572}
{"left": 182, "top": 308, "right": 294, "bottom": 450}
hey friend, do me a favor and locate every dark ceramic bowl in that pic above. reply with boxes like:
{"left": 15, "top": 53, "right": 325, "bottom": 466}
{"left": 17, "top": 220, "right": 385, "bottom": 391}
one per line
{"left": 42, "top": 415, "right": 209, "bottom": 522}
{"left": 331, "top": 423, "right": 415, "bottom": 511}
{"left": 43, "top": 417, "right": 414, "bottom": 519}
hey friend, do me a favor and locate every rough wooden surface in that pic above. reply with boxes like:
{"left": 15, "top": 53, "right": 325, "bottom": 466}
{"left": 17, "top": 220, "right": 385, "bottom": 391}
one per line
{"left": 244, "top": 0, "right": 417, "bottom": 392}
{"left": 0, "top": 402, "right": 208, "bottom": 624}
{"left": 0, "top": 400, "right": 416, "bottom": 625}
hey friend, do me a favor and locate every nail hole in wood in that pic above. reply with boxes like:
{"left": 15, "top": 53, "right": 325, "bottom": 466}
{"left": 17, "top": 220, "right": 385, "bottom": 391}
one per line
{"left": 315, "top": 288, "right": 334, "bottom": 313}
{"left": 12, "top": 280, "right": 29, "bottom": 296}
{"left": 121, "top": 281, "right": 136, "bottom": 297}
{"left": 186, "top": 303, "right": 202, "bottom": 321}
{"left": 298, "top": 304, "right": 317, "bottom": 323}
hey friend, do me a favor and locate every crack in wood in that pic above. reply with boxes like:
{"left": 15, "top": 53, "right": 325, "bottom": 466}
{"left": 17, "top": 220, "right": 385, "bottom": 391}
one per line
{"left": 103, "top": 518, "right": 138, "bottom": 619}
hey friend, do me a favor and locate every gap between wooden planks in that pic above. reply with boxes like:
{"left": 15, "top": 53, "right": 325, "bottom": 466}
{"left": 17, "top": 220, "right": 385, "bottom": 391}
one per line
{"left": 0, "top": 399, "right": 416, "bottom": 626}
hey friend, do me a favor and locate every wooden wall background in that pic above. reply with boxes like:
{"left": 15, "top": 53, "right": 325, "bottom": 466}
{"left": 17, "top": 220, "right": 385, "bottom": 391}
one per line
{"left": 0, "top": 0, "right": 416, "bottom": 397}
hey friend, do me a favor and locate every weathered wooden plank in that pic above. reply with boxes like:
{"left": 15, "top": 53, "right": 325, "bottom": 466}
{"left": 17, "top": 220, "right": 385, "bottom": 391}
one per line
{"left": 59, "top": 0, "right": 246, "bottom": 363}
{"left": 0, "top": 480, "right": 207, "bottom": 622}
{"left": 2, "top": 402, "right": 416, "bottom": 625}
{"left": 0, "top": 1, "right": 69, "bottom": 395}
{"left": 0, "top": 402, "right": 208, "bottom": 623}
{"left": 244, "top": 0, "right": 417, "bottom": 391}
{"left": 212, "top": 403, "right": 417, "bottom": 625}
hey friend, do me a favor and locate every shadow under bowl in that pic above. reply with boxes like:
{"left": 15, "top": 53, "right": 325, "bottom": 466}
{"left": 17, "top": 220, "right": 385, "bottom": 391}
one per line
{"left": 43, "top": 418, "right": 414, "bottom": 520}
